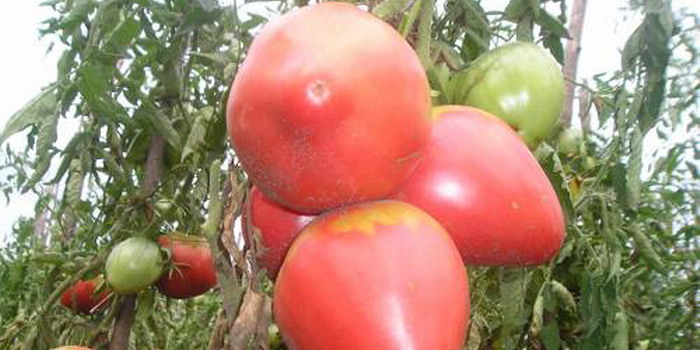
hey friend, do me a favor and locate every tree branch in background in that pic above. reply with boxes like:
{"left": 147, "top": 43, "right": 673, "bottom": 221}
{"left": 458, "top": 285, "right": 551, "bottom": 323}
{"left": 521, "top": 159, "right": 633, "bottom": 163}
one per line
{"left": 561, "top": 0, "right": 589, "bottom": 127}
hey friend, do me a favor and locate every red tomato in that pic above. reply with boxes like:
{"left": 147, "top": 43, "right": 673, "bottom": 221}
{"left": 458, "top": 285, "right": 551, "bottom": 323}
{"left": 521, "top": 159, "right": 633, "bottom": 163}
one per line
{"left": 242, "top": 186, "right": 315, "bottom": 279}
{"left": 227, "top": 2, "right": 431, "bottom": 213}
{"left": 60, "top": 278, "right": 111, "bottom": 315}
{"left": 391, "top": 106, "right": 565, "bottom": 265}
{"left": 274, "top": 200, "right": 469, "bottom": 350}
{"left": 156, "top": 234, "right": 217, "bottom": 299}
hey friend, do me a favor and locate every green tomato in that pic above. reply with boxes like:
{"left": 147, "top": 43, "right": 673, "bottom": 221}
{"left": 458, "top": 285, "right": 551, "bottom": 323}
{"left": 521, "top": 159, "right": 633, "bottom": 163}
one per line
{"left": 453, "top": 42, "right": 565, "bottom": 148}
{"left": 558, "top": 128, "right": 583, "bottom": 157}
{"left": 105, "top": 237, "right": 167, "bottom": 294}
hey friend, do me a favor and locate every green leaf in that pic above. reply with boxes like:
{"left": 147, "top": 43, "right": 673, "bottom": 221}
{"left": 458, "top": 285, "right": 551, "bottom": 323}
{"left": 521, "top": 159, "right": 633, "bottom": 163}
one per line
{"left": 139, "top": 103, "right": 182, "bottom": 151}
{"left": 536, "top": 10, "right": 569, "bottom": 38}
{"left": 373, "top": 0, "right": 412, "bottom": 19}
{"left": 104, "top": 17, "right": 141, "bottom": 56}
{"left": 0, "top": 85, "right": 58, "bottom": 146}
{"left": 540, "top": 321, "right": 561, "bottom": 350}
{"left": 621, "top": 26, "right": 642, "bottom": 70}
{"left": 23, "top": 107, "right": 60, "bottom": 192}
{"left": 611, "top": 311, "right": 629, "bottom": 350}
{"left": 416, "top": 0, "right": 434, "bottom": 68}
{"left": 59, "top": 0, "right": 98, "bottom": 32}
{"left": 181, "top": 107, "right": 216, "bottom": 164}
{"left": 627, "top": 223, "right": 667, "bottom": 273}
{"left": 626, "top": 125, "right": 643, "bottom": 209}
{"left": 499, "top": 268, "right": 528, "bottom": 350}
{"left": 504, "top": 0, "right": 528, "bottom": 22}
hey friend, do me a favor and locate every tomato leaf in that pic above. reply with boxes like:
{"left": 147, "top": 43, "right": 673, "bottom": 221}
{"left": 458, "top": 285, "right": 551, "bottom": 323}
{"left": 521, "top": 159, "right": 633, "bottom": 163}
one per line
{"left": 0, "top": 86, "right": 58, "bottom": 146}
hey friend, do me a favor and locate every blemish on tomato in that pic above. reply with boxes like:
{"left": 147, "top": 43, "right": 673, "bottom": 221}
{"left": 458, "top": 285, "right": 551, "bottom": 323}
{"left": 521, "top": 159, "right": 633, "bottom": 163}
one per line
{"left": 307, "top": 79, "right": 330, "bottom": 105}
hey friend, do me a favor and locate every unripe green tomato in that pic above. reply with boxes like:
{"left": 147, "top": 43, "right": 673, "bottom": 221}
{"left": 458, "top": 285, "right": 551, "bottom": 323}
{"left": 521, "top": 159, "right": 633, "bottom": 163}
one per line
{"left": 558, "top": 128, "right": 583, "bottom": 157}
{"left": 454, "top": 42, "right": 565, "bottom": 148}
{"left": 583, "top": 156, "right": 596, "bottom": 170}
{"left": 105, "top": 237, "right": 167, "bottom": 294}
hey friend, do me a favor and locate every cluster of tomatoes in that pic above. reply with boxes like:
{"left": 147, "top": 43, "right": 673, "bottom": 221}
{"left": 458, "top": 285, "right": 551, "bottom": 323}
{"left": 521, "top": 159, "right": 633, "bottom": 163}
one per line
{"left": 229, "top": 2, "right": 566, "bottom": 350}
{"left": 60, "top": 234, "right": 217, "bottom": 317}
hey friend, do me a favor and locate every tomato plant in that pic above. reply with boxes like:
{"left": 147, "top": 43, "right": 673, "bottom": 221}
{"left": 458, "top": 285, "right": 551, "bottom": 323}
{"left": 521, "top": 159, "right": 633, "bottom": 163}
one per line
{"left": 391, "top": 106, "right": 565, "bottom": 265}
{"left": 242, "top": 186, "right": 315, "bottom": 279}
{"left": 60, "top": 278, "right": 110, "bottom": 315}
{"left": 227, "top": 2, "right": 431, "bottom": 213}
{"left": 156, "top": 234, "right": 217, "bottom": 299}
{"left": 451, "top": 42, "right": 565, "bottom": 148}
{"left": 274, "top": 200, "right": 469, "bottom": 350}
{"left": 105, "top": 237, "right": 167, "bottom": 294}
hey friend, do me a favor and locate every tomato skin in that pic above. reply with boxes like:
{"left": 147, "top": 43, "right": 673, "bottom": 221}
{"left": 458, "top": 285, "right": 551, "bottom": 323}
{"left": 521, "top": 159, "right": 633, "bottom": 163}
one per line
{"left": 274, "top": 200, "right": 469, "bottom": 350}
{"left": 454, "top": 42, "right": 565, "bottom": 148}
{"left": 391, "top": 106, "right": 565, "bottom": 265}
{"left": 227, "top": 2, "right": 431, "bottom": 214}
{"left": 105, "top": 237, "right": 166, "bottom": 294}
{"left": 60, "top": 278, "right": 110, "bottom": 315}
{"left": 156, "top": 234, "right": 217, "bottom": 299}
{"left": 242, "top": 186, "right": 315, "bottom": 279}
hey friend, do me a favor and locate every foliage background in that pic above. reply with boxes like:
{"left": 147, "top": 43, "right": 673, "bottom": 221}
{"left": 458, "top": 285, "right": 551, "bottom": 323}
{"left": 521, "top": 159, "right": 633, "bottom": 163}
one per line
{"left": 0, "top": 0, "right": 697, "bottom": 349}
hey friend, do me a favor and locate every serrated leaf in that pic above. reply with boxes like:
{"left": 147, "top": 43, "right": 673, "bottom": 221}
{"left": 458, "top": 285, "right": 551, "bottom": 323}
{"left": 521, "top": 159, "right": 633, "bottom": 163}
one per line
{"left": 0, "top": 85, "right": 58, "bottom": 146}
{"left": 59, "top": 0, "right": 98, "bottom": 32}
{"left": 373, "top": 0, "right": 411, "bottom": 19}
{"left": 23, "top": 103, "right": 60, "bottom": 192}
{"left": 104, "top": 17, "right": 141, "bottom": 56}
{"left": 543, "top": 33, "right": 564, "bottom": 64}
{"left": 504, "top": 0, "right": 528, "bottom": 22}
{"left": 621, "top": 26, "right": 642, "bottom": 70}
{"left": 628, "top": 223, "right": 666, "bottom": 273}
{"left": 536, "top": 10, "right": 569, "bottom": 38}
{"left": 626, "top": 125, "right": 643, "bottom": 209}
{"left": 499, "top": 268, "right": 528, "bottom": 350}
{"left": 550, "top": 280, "right": 577, "bottom": 314}
{"left": 138, "top": 104, "right": 182, "bottom": 151}
{"left": 181, "top": 107, "right": 216, "bottom": 164}
{"left": 415, "top": 0, "right": 434, "bottom": 68}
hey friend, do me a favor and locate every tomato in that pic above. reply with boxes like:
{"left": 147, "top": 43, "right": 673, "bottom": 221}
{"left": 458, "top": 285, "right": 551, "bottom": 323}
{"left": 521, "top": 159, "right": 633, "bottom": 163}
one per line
{"left": 227, "top": 2, "right": 431, "bottom": 214}
{"left": 105, "top": 237, "right": 167, "bottom": 294}
{"left": 452, "top": 42, "right": 565, "bottom": 148}
{"left": 51, "top": 347, "right": 93, "bottom": 350}
{"left": 274, "top": 200, "right": 469, "bottom": 350}
{"left": 156, "top": 234, "right": 217, "bottom": 299}
{"left": 60, "top": 277, "right": 111, "bottom": 314}
{"left": 558, "top": 128, "right": 584, "bottom": 157}
{"left": 242, "top": 186, "right": 315, "bottom": 279}
{"left": 391, "top": 106, "right": 565, "bottom": 265}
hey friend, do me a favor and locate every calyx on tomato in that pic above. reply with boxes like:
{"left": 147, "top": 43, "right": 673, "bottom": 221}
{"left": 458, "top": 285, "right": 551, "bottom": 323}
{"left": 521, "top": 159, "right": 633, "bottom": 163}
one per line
{"left": 105, "top": 237, "right": 167, "bottom": 294}
{"left": 156, "top": 233, "right": 217, "bottom": 299}
{"left": 451, "top": 42, "right": 565, "bottom": 148}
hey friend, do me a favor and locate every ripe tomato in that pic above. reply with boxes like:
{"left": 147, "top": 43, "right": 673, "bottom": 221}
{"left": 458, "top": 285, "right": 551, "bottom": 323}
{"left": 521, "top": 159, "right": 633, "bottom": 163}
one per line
{"left": 274, "top": 200, "right": 469, "bottom": 350}
{"left": 242, "top": 186, "right": 315, "bottom": 279}
{"left": 452, "top": 42, "right": 565, "bottom": 148}
{"left": 60, "top": 278, "right": 110, "bottom": 315}
{"left": 105, "top": 237, "right": 167, "bottom": 294}
{"left": 391, "top": 106, "right": 565, "bottom": 265}
{"left": 156, "top": 234, "right": 217, "bottom": 299}
{"left": 227, "top": 2, "right": 431, "bottom": 213}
